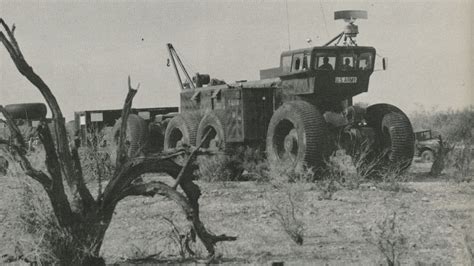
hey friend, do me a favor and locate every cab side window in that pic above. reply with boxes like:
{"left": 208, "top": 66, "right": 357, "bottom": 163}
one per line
{"left": 302, "top": 54, "right": 311, "bottom": 70}
{"left": 282, "top": 55, "right": 292, "bottom": 73}
{"left": 291, "top": 53, "right": 304, "bottom": 72}
{"left": 340, "top": 54, "right": 356, "bottom": 71}
{"left": 358, "top": 52, "right": 373, "bottom": 70}
{"left": 316, "top": 54, "right": 336, "bottom": 70}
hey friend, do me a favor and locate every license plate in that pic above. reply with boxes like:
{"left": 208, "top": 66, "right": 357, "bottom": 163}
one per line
{"left": 335, "top": 77, "right": 357, "bottom": 83}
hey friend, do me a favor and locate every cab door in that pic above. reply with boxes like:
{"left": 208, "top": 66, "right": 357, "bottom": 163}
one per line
{"left": 242, "top": 87, "right": 274, "bottom": 141}
{"left": 279, "top": 52, "right": 316, "bottom": 95}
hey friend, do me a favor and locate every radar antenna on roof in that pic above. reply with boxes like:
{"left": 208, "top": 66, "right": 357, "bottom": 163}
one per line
{"left": 323, "top": 10, "right": 367, "bottom": 47}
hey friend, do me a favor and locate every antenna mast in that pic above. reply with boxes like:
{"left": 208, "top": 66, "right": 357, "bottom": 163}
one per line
{"left": 285, "top": 0, "right": 291, "bottom": 50}
{"left": 324, "top": 10, "right": 367, "bottom": 47}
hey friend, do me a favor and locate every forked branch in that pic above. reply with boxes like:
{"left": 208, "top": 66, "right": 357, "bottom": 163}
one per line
{"left": 115, "top": 76, "right": 139, "bottom": 166}
{"left": 172, "top": 129, "right": 212, "bottom": 189}
{"left": 0, "top": 106, "right": 52, "bottom": 187}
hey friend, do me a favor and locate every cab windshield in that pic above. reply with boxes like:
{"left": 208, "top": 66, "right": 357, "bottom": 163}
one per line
{"left": 314, "top": 51, "right": 373, "bottom": 71}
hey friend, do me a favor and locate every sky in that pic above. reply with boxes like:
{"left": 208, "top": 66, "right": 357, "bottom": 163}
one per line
{"left": 1, "top": 0, "right": 472, "bottom": 120}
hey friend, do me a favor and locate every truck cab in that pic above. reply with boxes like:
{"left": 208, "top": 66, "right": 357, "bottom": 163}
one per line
{"left": 262, "top": 46, "right": 376, "bottom": 103}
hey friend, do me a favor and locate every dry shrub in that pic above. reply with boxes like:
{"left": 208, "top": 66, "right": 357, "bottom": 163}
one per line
{"left": 237, "top": 146, "right": 269, "bottom": 181}
{"left": 197, "top": 146, "right": 268, "bottom": 182}
{"left": 79, "top": 128, "right": 115, "bottom": 185}
{"left": 197, "top": 154, "right": 242, "bottom": 182}
{"left": 323, "top": 141, "right": 412, "bottom": 193}
{"left": 449, "top": 141, "right": 473, "bottom": 182}
{"left": 123, "top": 215, "right": 191, "bottom": 264}
{"left": 410, "top": 105, "right": 473, "bottom": 143}
{"left": 9, "top": 178, "right": 92, "bottom": 265}
{"left": 350, "top": 141, "right": 387, "bottom": 180}
{"left": 2, "top": 129, "right": 113, "bottom": 264}
{"left": 324, "top": 149, "right": 360, "bottom": 188}
{"left": 366, "top": 212, "right": 408, "bottom": 266}
{"left": 270, "top": 187, "right": 305, "bottom": 245}
{"left": 158, "top": 215, "right": 187, "bottom": 259}
{"left": 411, "top": 105, "right": 473, "bottom": 179}
{"left": 376, "top": 167, "right": 412, "bottom": 193}
{"left": 265, "top": 160, "right": 308, "bottom": 245}
{"left": 430, "top": 138, "right": 472, "bottom": 181}
{"left": 268, "top": 159, "right": 315, "bottom": 183}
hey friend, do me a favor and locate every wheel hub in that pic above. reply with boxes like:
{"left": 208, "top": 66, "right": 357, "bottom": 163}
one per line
{"left": 209, "top": 138, "right": 220, "bottom": 150}
{"left": 283, "top": 129, "right": 298, "bottom": 160}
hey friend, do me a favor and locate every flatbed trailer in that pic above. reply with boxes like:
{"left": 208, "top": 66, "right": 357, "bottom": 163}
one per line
{"left": 74, "top": 107, "right": 178, "bottom": 144}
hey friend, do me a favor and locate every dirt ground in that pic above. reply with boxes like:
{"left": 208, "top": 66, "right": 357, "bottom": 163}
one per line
{"left": 1, "top": 163, "right": 473, "bottom": 265}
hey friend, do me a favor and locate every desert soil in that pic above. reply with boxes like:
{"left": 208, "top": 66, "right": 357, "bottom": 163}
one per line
{"left": 1, "top": 163, "right": 473, "bottom": 265}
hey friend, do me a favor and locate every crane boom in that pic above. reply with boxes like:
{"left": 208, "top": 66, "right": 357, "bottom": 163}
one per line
{"left": 167, "top": 43, "right": 195, "bottom": 90}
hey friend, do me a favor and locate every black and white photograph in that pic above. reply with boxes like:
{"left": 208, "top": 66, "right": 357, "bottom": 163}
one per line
{"left": 0, "top": 0, "right": 472, "bottom": 265}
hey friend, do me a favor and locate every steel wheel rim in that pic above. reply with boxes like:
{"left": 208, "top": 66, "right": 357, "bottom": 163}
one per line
{"left": 168, "top": 128, "right": 184, "bottom": 149}
{"left": 201, "top": 126, "right": 220, "bottom": 151}
{"left": 273, "top": 119, "right": 298, "bottom": 162}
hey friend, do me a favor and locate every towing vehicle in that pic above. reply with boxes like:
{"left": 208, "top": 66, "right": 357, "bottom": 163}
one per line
{"left": 164, "top": 10, "right": 415, "bottom": 173}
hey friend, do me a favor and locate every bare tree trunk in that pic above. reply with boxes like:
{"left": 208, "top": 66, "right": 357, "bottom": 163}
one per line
{"left": 0, "top": 19, "right": 236, "bottom": 265}
{"left": 430, "top": 136, "right": 453, "bottom": 176}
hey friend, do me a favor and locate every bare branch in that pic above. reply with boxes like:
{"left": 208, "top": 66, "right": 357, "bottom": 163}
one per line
{"left": 115, "top": 75, "right": 138, "bottom": 166}
{"left": 39, "top": 121, "right": 95, "bottom": 211}
{"left": 0, "top": 31, "right": 20, "bottom": 63}
{"left": 0, "top": 113, "right": 52, "bottom": 188}
{"left": 172, "top": 129, "right": 212, "bottom": 189}
{"left": 0, "top": 138, "right": 21, "bottom": 152}
{"left": 2, "top": 21, "right": 22, "bottom": 59}
{"left": 116, "top": 180, "right": 237, "bottom": 257}
{"left": 0, "top": 19, "right": 93, "bottom": 210}
{"left": 6, "top": 141, "right": 52, "bottom": 187}
{"left": 102, "top": 156, "right": 181, "bottom": 207}
{"left": 0, "top": 106, "right": 27, "bottom": 150}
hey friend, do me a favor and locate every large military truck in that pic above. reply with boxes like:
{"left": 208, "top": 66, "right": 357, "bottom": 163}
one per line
{"left": 163, "top": 10, "right": 415, "bottom": 173}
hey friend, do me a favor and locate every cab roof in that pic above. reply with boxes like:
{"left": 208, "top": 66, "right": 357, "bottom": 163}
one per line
{"left": 280, "top": 46, "right": 375, "bottom": 57}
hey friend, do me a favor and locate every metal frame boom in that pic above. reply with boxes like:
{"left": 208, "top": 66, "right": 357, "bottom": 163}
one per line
{"left": 167, "top": 43, "right": 195, "bottom": 90}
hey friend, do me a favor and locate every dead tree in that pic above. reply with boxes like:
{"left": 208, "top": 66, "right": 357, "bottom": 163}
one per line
{"left": 430, "top": 135, "right": 454, "bottom": 176}
{"left": 0, "top": 19, "right": 235, "bottom": 264}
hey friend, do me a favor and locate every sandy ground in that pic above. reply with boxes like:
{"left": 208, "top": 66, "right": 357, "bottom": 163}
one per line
{"left": 1, "top": 163, "right": 473, "bottom": 265}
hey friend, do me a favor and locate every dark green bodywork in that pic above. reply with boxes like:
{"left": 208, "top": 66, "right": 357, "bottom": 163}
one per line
{"left": 179, "top": 46, "right": 376, "bottom": 144}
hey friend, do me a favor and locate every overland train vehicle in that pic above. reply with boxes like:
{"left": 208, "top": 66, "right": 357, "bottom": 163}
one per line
{"left": 163, "top": 10, "right": 415, "bottom": 172}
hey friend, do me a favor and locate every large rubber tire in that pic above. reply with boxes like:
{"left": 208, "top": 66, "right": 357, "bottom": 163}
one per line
{"left": 195, "top": 112, "right": 244, "bottom": 180}
{"left": 266, "top": 101, "right": 328, "bottom": 169}
{"left": 365, "top": 103, "right": 415, "bottom": 172}
{"left": 164, "top": 113, "right": 201, "bottom": 151}
{"left": 5, "top": 103, "right": 47, "bottom": 120}
{"left": 111, "top": 114, "right": 149, "bottom": 158}
{"left": 148, "top": 120, "right": 167, "bottom": 153}
{"left": 65, "top": 120, "right": 78, "bottom": 142}
{"left": 196, "top": 112, "right": 227, "bottom": 152}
